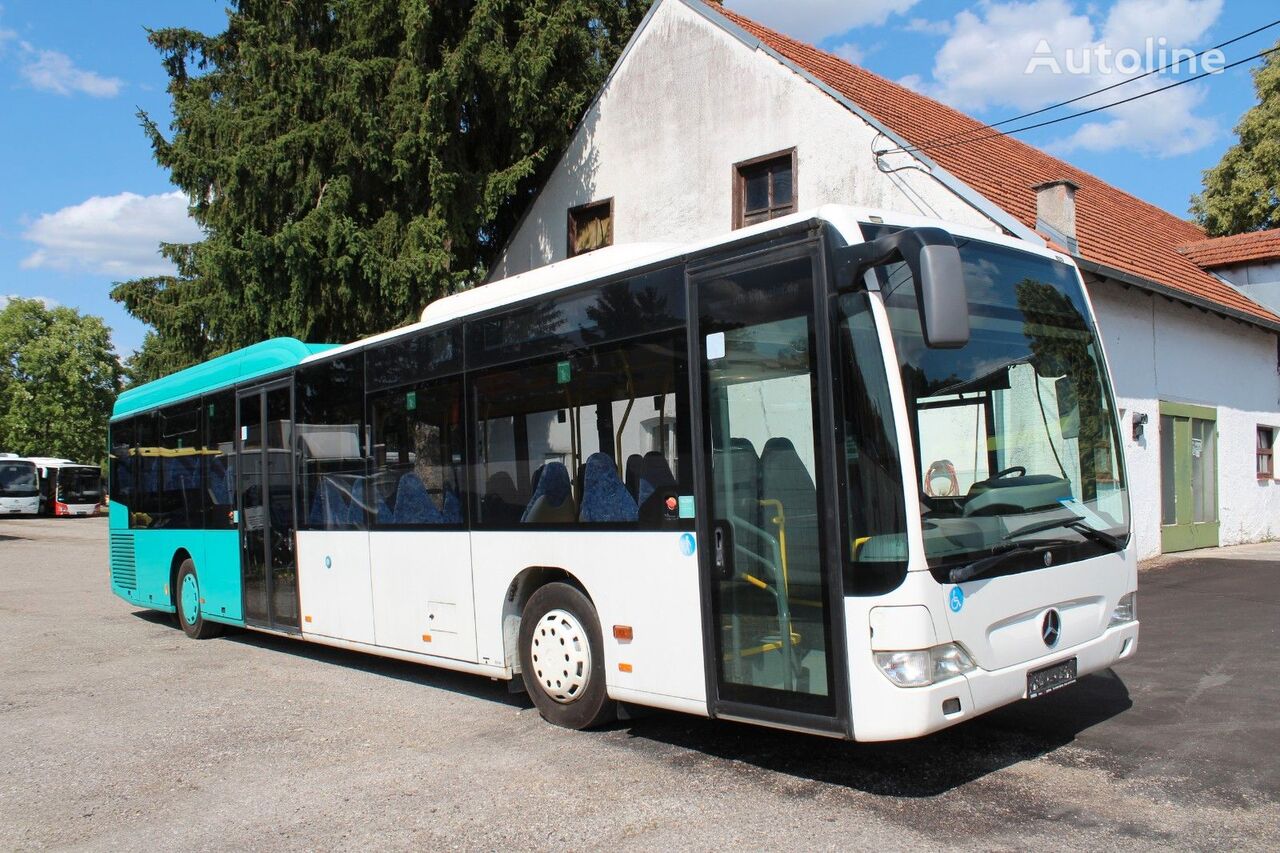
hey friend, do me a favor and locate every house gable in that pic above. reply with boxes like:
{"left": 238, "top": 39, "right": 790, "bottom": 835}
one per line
{"left": 488, "top": 0, "right": 1003, "bottom": 280}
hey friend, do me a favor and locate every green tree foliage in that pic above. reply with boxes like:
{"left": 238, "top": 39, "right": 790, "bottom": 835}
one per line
{"left": 0, "top": 299, "right": 123, "bottom": 462}
{"left": 115, "top": 0, "right": 651, "bottom": 383}
{"left": 1191, "top": 40, "right": 1280, "bottom": 236}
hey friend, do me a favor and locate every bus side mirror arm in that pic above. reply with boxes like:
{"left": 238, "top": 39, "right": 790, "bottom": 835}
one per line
{"left": 834, "top": 226, "right": 970, "bottom": 349}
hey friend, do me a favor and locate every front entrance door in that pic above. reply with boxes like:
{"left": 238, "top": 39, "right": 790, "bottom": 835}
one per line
{"left": 238, "top": 383, "right": 301, "bottom": 630}
{"left": 691, "top": 244, "right": 844, "bottom": 732}
{"left": 1160, "top": 401, "right": 1219, "bottom": 552}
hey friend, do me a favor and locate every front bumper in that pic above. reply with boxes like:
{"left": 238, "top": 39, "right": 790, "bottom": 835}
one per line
{"left": 852, "top": 620, "right": 1139, "bottom": 741}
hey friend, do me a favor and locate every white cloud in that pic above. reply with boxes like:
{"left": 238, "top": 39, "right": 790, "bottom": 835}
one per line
{"left": 21, "top": 191, "right": 202, "bottom": 278}
{"left": 724, "top": 0, "right": 920, "bottom": 43}
{"left": 19, "top": 45, "right": 122, "bottom": 97}
{"left": 1051, "top": 82, "right": 1217, "bottom": 157}
{"left": 904, "top": 17, "right": 951, "bottom": 36}
{"left": 0, "top": 294, "right": 59, "bottom": 310}
{"left": 913, "top": 0, "right": 1223, "bottom": 157}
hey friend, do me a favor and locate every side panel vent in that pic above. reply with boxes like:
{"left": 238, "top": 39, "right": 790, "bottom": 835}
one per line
{"left": 110, "top": 532, "right": 137, "bottom": 591}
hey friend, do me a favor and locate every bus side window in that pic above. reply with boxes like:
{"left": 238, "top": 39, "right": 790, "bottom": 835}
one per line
{"left": 296, "top": 354, "right": 367, "bottom": 531}
{"left": 132, "top": 413, "right": 160, "bottom": 529}
{"left": 470, "top": 330, "right": 691, "bottom": 529}
{"left": 109, "top": 417, "right": 135, "bottom": 514}
{"left": 369, "top": 379, "right": 465, "bottom": 527}
{"left": 204, "top": 391, "right": 236, "bottom": 529}
{"left": 160, "top": 402, "right": 203, "bottom": 529}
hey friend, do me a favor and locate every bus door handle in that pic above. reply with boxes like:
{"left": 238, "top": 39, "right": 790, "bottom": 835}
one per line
{"left": 713, "top": 520, "right": 734, "bottom": 580}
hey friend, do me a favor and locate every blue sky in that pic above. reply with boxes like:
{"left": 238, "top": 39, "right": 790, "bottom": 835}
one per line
{"left": 0, "top": 0, "right": 1275, "bottom": 358}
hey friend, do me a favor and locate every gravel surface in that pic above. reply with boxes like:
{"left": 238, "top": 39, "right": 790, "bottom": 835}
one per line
{"left": 1, "top": 516, "right": 1276, "bottom": 850}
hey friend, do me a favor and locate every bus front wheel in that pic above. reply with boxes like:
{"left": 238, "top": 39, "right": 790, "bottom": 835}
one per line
{"left": 518, "top": 582, "right": 616, "bottom": 730}
{"left": 176, "top": 559, "right": 224, "bottom": 640}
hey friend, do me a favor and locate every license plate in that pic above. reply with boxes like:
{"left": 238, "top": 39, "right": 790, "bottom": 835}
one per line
{"left": 1027, "top": 658, "right": 1077, "bottom": 699}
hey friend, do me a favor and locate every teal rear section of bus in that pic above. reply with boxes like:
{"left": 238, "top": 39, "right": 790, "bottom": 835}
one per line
{"left": 107, "top": 338, "right": 337, "bottom": 623}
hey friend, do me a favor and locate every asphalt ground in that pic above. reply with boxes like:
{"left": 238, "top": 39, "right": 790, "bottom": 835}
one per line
{"left": 1, "top": 516, "right": 1277, "bottom": 850}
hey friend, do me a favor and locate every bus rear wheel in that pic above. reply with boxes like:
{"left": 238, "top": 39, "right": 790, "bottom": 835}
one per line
{"left": 518, "top": 582, "right": 616, "bottom": 730}
{"left": 176, "top": 559, "right": 223, "bottom": 640}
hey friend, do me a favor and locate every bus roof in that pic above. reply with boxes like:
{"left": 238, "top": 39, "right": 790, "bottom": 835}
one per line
{"left": 112, "top": 337, "right": 338, "bottom": 419}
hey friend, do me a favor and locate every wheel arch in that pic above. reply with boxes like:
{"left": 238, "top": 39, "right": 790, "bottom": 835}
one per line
{"left": 168, "top": 548, "right": 194, "bottom": 608}
{"left": 501, "top": 565, "right": 593, "bottom": 674}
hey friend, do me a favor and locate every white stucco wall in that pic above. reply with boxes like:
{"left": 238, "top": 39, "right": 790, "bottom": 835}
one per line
{"left": 1215, "top": 260, "right": 1280, "bottom": 317}
{"left": 1089, "top": 282, "right": 1280, "bottom": 558}
{"left": 490, "top": 0, "right": 998, "bottom": 279}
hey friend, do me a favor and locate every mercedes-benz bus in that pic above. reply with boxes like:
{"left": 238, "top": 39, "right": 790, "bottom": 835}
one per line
{"left": 107, "top": 206, "right": 1138, "bottom": 741}
{"left": 1, "top": 456, "right": 40, "bottom": 516}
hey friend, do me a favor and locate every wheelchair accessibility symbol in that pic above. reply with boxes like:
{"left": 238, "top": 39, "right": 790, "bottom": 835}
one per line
{"left": 949, "top": 586, "right": 964, "bottom": 613}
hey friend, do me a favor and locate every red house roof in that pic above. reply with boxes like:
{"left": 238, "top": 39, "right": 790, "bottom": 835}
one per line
{"left": 703, "top": 2, "right": 1280, "bottom": 328}
{"left": 1179, "top": 229, "right": 1280, "bottom": 269}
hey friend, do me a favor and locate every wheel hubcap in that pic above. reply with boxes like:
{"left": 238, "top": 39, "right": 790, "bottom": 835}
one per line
{"left": 530, "top": 608, "right": 591, "bottom": 703}
{"left": 180, "top": 573, "right": 199, "bottom": 625}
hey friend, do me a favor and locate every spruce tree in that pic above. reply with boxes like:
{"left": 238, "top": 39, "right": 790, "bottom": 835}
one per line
{"left": 116, "top": 0, "right": 650, "bottom": 382}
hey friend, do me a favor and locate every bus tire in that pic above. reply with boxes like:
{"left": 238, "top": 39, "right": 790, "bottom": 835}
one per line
{"left": 518, "top": 582, "right": 616, "bottom": 730}
{"left": 175, "top": 559, "right": 223, "bottom": 640}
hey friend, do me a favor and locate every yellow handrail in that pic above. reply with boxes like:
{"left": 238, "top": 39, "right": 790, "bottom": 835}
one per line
{"left": 758, "top": 498, "right": 789, "bottom": 596}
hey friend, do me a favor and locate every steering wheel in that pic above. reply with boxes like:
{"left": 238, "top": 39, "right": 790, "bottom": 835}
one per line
{"left": 992, "top": 465, "right": 1027, "bottom": 479}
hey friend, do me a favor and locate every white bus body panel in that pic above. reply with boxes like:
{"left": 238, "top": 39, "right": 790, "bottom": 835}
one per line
{"left": 296, "top": 531, "right": 376, "bottom": 645}
{"left": 470, "top": 531, "right": 707, "bottom": 708}
{"left": 369, "top": 531, "right": 477, "bottom": 663}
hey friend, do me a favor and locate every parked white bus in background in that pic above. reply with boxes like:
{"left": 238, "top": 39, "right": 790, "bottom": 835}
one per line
{"left": 1, "top": 456, "right": 40, "bottom": 516}
{"left": 108, "top": 206, "right": 1138, "bottom": 741}
{"left": 25, "top": 458, "right": 104, "bottom": 517}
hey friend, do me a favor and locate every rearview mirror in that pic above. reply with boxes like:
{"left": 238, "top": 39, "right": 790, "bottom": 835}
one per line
{"left": 835, "top": 227, "right": 970, "bottom": 348}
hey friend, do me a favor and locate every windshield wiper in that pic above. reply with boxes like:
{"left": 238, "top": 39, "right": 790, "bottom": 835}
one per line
{"left": 1006, "top": 514, "right": 1122, "bottom": 550}
{"left": 948, "top": 539, "right": 1076, "bottom": 585}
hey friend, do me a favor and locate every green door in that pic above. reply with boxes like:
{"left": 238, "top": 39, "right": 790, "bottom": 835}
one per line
{"left": 1159, "top": 401, "right": 1218, "bottom": 552}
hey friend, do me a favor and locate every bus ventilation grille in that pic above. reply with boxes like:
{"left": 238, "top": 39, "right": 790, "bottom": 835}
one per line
{"left": 109, "top": 533, "right": 137, "bottom": 591}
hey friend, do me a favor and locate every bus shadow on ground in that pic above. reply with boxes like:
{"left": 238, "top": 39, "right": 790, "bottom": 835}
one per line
{"left": 133, "top": 609, "right": 1130, "bottom": 796}
{"left": 620, "top": 670, "right": 1132, "bottom": 798}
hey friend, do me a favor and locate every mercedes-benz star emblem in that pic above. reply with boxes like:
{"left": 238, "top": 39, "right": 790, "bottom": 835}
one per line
{"left": 1041, "top": 609, "right": 1062, "bottom": 648}
{"left": 1043, "top": 550, "right": 1054, "bottom": 567}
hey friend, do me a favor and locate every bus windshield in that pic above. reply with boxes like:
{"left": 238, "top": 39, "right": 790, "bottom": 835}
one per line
{"left": 57, "top": 467, "right": 103, "bottom": 503}
{"left": 876, "top": 232, "right": 1129, "bottom": 576}
{"left": 1, "top": 461, "right": 39, "bottom": 497}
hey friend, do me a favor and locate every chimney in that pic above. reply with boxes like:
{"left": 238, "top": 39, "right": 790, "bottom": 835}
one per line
{"left": 1033, "top": 179, "right": 1079, "bottom": 253}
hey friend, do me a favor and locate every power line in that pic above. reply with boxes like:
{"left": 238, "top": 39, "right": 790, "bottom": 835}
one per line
{"left": 879, "top": 44, "right": 1280, "bottom": 158}
{"left": 891, "top": 17, "right": 1280, "bottom": 154}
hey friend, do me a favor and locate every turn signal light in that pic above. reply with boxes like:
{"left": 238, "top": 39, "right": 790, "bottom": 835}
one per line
{"left": 618, "top": 663, "right": 633, "bottom": 673}
{"left": 613, "top": 625, "right": 633, "bottom": 641}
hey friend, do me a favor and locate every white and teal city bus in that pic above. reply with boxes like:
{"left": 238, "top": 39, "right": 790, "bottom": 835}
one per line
{"left": 108, "top": 206, "right": 1138, "bottom": 740}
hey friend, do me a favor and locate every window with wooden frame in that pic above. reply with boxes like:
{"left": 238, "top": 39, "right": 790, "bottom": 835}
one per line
{"left": 1258, "top": 426, "right": 1275, "bottom": 480}
{"left": 567, "top": 198, "right": 613, "bottom": 258}
{"left": 733, "top": 149, "right": 796, "bottom": 228}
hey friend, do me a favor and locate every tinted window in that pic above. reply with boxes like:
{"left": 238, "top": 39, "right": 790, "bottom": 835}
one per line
{"left": 472, "top": 330, "right": 692, "bottom": 528}
{"left": 159, "top": 402, "right": 203, "bottom": 528}
{"left": 204, "top": 392, "right": 236, "bottom": 529}
{"left": 109, "top": 418, "right": 135, "bottom": 511}
{"left": 366, "top": 326, "right": 462, "bottom": 394}
{"left": 370, "top": 379, "right": 466, "bottom": 527}
{"left": 296, "top": 355, "right": 367, "bottom": 530}
{"left": 466, "top": 267, "right": 685, "bottom": 370}
{"left": 132, "top": 413, "right": 160, "bottom": 528}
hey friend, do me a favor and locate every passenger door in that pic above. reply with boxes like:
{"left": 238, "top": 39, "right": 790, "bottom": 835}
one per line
{"left": 237, "top": 382, "right": 301, "bottom": 631}
{"left": 689, "top": 243, "right": 847, "bottom": 735}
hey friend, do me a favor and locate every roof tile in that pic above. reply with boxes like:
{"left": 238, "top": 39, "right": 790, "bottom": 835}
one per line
{"left": 1179, "top": 229, "right": 1280, "bottom": 268}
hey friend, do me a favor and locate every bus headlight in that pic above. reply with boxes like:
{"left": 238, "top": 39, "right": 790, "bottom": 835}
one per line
{"left": 874, "top": 643, "right": 976, "bottom": 687}
{"left": 1109, "top": 592, "right": 1136, "bottom": 627}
